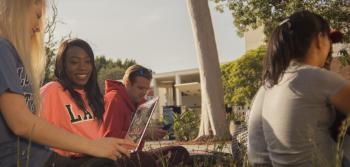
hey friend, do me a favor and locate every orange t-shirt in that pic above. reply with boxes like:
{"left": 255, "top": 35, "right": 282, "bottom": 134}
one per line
{"left": 39, "top": 81, "right": 101, "bottom": 157}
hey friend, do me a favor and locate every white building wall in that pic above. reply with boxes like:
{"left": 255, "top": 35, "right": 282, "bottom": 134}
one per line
{"left": 152, "top": 87, "right": 167, "bottom": 120}
{"left": 181, "top": 94, "right": 201, "bottom": 108}
{"left": 244, "top": 26, "right": 265, "bottom": 51}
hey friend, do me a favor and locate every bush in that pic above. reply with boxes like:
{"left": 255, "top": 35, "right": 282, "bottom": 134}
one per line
{"left": 173, "top": 108, "right": 200, "bottom": 141}
{"left": 226, "top": 111, "right": 247, "bottom": 123}
{"left": 221, "top": 45, "right": 266, "bottom": 107}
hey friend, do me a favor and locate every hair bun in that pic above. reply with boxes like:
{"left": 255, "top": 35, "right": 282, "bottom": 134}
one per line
{"left": 329, "top": 30, "right": 343, "bottom": 43}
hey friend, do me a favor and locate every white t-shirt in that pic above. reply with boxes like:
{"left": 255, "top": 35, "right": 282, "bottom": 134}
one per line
{"left": 257, "top": 62, "right": 347, "bottom": 166}
{"left": 248, "top": 86, "right": 271, "bottom": 165}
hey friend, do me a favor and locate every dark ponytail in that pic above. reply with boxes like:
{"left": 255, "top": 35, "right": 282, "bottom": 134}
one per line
{"left": 263, "top": 10, "right": 331, "bottom": 87}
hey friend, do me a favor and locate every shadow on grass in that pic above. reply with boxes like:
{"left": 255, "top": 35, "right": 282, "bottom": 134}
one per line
{"left": 189, "top": 151, "right": 235, "bottom": 167}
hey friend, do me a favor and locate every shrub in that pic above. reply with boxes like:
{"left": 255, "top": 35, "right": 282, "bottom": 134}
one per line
{"left": 173, "top": 107, "right": 200, "bottom": 141}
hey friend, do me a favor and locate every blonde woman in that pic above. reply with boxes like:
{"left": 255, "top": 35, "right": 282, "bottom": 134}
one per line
{"left": 0, "top": 0, "right": 134, "bottom": 167}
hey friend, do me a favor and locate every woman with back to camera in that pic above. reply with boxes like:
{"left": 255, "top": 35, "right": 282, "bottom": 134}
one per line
{"left": 248, "top": 10, "right": 350, "bottom": 166}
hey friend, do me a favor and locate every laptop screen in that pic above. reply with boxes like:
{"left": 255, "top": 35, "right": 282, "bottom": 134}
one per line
{"left": 126, "top": 97, "right": 159, "bottom": 151}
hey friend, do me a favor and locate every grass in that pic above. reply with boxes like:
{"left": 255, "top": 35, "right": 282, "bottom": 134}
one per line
{"left": 16, "top": 115, "right": 350, "bottom": 167}
{"left": 144, "top": 139, "right": 240, "bottom": 167}
{"left": 145, "top": 114, "right": 350, "bottom": 167}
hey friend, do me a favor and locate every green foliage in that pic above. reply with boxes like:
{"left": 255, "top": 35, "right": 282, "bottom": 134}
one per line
{"left": 97, "top": 66, "right": 124, "bottom": 93}
{"left": 95, "top": 56, "right": 136, "bottom": 73}
{"left": 338, "top": 48, "right": 350, "bottom": 66}
{"left": 226, "top": 111, "right": 246, "bottom": 123}
{"left": 43, "top": 46, "right": 56, "bottom": 84}
{"left": 211, "top": 0, "right": 350, "bottom": 43}
{"left": 96, "top": 56, "right": 136, "bottom": 93}
{"left": 221, "top": 45, "right": 266, "bottom": 106}
{"left": 173, "top": 108, "right": 200, "bottom": 141}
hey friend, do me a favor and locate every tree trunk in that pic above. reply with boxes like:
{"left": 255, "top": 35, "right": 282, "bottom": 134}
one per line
{"left": 186, "top": 0, "right": 229, "bottom": 139}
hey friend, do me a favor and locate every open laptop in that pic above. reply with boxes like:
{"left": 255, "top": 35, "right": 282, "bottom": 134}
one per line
{"left": 126, "top": 97, "right": 159, "bottom": 152}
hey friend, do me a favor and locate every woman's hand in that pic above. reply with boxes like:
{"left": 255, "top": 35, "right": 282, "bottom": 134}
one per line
{"left": 88, "top": 137, "right": 136, "bottom": 160}
{"left": 0, "top": 92, "right": 136, "bottom": 161}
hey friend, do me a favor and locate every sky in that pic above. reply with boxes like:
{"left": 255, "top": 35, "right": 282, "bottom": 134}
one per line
{"left": 49, "top": 0, "right": 245, "bottom": 73}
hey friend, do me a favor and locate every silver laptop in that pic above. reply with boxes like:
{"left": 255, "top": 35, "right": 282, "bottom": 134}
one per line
{"left": 126, "top": 97, "right": 159, "bottom": 151}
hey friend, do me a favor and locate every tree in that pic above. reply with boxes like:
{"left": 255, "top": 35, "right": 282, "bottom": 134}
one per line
{"left": 187, "top": 0, "right": 229, "bottom": 139}
{"left": 43, "top": 1, "right": 59, "bottom": 84}
{"left": 212, "top": 0, "right": 350, "bottom": 42}
{"left": 95, "top": 56, "right": 136, "bottom": 93}
{"left": 221, "top": 45, "right": 266, "bottom": 107}
{"left": 97, "top": 66, "right": 125, "bottom": 93}
{"left": 43, "top": 1, "right": 71, "bottom": 84}
{"left": 212, "top": 0, "right": 350, "bottom": 66}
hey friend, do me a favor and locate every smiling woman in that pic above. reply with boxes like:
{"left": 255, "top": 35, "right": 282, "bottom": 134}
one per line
{"left": 53, "top": 39, "right": 102, "bottom": 118}
{"left": 64, "top": 46, "right": 93, "bottom": 88}
{"left": 39, "top": 39, "right": 135, "bottom": 166}
{"left": 40, "top": 38, "right": 107, "bottom": 156}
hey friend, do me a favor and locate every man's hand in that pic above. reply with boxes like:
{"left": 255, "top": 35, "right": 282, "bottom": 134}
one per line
{"left": 144, "top": 126, "right": 167, "bottom": 140}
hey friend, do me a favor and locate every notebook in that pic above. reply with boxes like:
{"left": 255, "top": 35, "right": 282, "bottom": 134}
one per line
{"left": 126, "top": 97, "right": 159, "bottom": 151}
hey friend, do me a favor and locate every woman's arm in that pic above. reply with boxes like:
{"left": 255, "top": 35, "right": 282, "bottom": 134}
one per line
{"left": 331, "top": 83, "right": 350, "bottom": 114}
{"left": 0, "top": 92, "right": 134, "bottom": 160}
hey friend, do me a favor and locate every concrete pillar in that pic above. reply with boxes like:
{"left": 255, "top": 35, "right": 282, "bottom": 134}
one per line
{"left": 151, "top": 79, "right": 159, "bottom": 97}
{"left": 175, "top": 75, "right": 182, "bottom": 106}
{"left": 166, "top": 87, "right": 174, "bottom": 106}
{"left": 151, "top": 79, "right": 161, "bottom": 119}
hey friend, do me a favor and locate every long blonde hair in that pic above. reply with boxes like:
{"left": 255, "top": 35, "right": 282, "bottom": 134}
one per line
{"left": 0, "top": 0, "right": 46, "bottom": 111}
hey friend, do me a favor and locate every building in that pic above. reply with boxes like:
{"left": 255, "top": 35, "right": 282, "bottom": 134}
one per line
{"left": 151, "top": 68, "right": 201, "bottom": 119}
{"left": 244, "top": 26, "right": 265, "bottom": 51}
{"left": 151, "top": 28, "right": 265, "bottom": 119}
